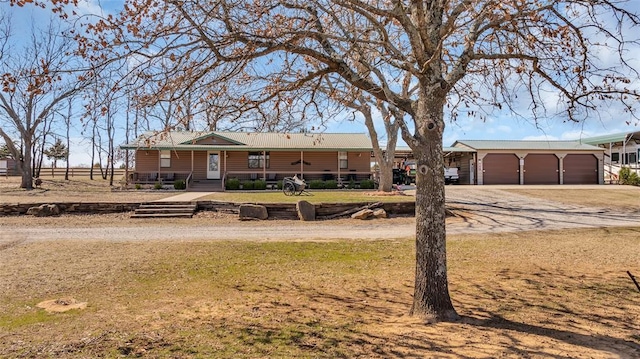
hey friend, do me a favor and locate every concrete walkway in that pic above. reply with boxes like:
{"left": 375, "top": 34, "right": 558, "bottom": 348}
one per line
{"left": 153, "top": 192, "right": 214, "bottom": 202}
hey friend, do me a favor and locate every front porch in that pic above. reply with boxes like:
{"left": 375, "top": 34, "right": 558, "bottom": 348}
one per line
{"left": 127, "top": 147, "right": 373, "bottom": 191}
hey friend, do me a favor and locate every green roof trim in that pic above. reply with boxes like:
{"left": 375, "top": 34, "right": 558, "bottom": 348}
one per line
{"left": 452, "top": 140, "right": 603, "bottom": 151}
{"left": 579, "top": 131, "right": 640, "bottom": 145}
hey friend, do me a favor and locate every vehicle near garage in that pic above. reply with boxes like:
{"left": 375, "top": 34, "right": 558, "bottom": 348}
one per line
{"left": 444, "top": 167, "right": 459, "bottom": 184}
{"left": 394, "top": 161, "right": 458, "bottom": 185}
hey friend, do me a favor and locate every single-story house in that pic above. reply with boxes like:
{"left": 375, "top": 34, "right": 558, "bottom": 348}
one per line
{"left": 120, "top": 131, "right": 373, "bottom": 190}
{"left": 393, "top": 140, "right": 605, "bottom": 185}
{"left": 579, "top": 131, "right": 640, "bottom": 181}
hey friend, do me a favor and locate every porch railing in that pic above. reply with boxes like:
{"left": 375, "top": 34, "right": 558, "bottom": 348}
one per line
{"left": 129, "top": 171, "right": 192, "bottom": 184}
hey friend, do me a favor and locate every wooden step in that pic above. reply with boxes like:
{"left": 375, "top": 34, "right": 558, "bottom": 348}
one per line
{"left": 131, "top": 202, "right": 197, "bottom": 218}
{"left": 138, "top": 204, "right": 197, "bottom": 209}
{"left": 130, "top": 213, "right": 194, "bottom": 218}
{"left": 134, "top": 209, "right": 195, "bottom": 214}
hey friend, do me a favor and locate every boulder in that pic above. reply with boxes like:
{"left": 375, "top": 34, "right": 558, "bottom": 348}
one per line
{"left": 239, "top": 204, "right": 268, "bottom": 220}
{"left": 26, "top": 204, "right": 61, "bottom": 217}
{"left": 296, "top": 200, "right": 316, "bottom": 221}
{"left": 351, "top": 208, "right": 374, "bottom": 220}
{"left": 373, "top": 208, "right": 388, "bottom": 218}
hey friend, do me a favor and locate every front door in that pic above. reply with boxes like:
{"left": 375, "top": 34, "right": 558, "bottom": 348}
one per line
{"left": 207, "top": 151, "right": 220, "bottom": 179}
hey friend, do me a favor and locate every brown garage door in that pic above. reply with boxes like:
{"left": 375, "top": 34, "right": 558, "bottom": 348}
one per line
{"left": 483, "top": 154, "right": 520, "bottom": 184}
{"left": 563, "top": 154, "right": 598, "bottom": 184}
{"left": 524, "top": 154, "right": 559, "bottom": 184}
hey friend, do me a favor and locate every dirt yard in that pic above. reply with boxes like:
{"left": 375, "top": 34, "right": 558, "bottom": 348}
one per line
{"left": 1, "top": 178, "right": 639, "bottom": 358}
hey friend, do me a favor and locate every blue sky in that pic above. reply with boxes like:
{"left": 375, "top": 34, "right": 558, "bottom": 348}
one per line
{"left": 2, "top": 1, "right": 640, "bottom": 166}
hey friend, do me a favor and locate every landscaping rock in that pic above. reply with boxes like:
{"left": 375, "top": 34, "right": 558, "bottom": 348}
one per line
{"left": 239, "top": 204, "right": 268, "bottom": 220}
{"left": 351, "top": 209, "right": 374, "bottom": 220}
{"left": 26, "top": 204, "right": 61, "bottom": 217}
{"left": 373, "top": 208, "right": 388, "bottom": 218}
{"left": 296, "top": 200, "right": 316, "bottom": 221}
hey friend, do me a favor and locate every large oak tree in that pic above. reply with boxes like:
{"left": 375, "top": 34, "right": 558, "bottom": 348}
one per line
{"left": 0, "top": 14, "right": 91, "bottom": 189}
{"left": 78, "top": 0, "right": 640, "bottom": 321}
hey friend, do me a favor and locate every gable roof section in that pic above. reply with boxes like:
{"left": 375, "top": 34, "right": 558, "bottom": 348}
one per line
{"left": 452, "top": 140, "right": 603, "bottom": 151}
{"left": 579, "top": 131, "right": 640, "bottom": 145}
{"left": 121, "top": 131, "right": 372, "bottom": 151}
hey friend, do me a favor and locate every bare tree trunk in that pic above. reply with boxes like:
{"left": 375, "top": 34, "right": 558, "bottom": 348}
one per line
{"left": 20, "top": 138, "right": 33, "bottom": 189}
{"left": 107, "top": 107, "right": 115, "bottom": 186}
{"left": 90, "top": 121, "right": 96, "bottom": 180}
{"left": 408, "top": 96, "right": 458, "bottom": 322}
{"left": 65, "top": 98, "right": 71, "bottom": 180}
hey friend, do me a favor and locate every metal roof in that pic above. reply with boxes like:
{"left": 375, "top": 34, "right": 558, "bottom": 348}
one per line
{"left": 579, "top": 131, "right": 640, "bottom": 145}
{"left": 452, "top": 140, "right": 603, "bottom": 151}
{"left": 121, "top": 131, "right": 373, "bottom": 151}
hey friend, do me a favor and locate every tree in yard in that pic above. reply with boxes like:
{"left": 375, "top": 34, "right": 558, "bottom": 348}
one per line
{"left": 83, "top": 0, "right": 640, "bottom": 321}
{"left": 43, "top": 137, "right": 68, "bottom": 168}
{"left": 0, "top": 143, "right": 11, "bottom": 158}
{"left": 0, "top": 14, "right": 91, "bottom": 189}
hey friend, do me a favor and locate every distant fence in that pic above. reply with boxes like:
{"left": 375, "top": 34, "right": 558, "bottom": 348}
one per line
{"left": 35, "top": 168, "right": 129, "bottom": 178}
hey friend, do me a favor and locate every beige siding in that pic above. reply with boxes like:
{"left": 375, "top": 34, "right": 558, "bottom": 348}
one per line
{"left": 346, "top": 152, "right": 371, "bottom": 172}
{"left": 193, "top": 151, "right": 208, "bottom": 180}
{"left": 457, "top": 153, "right": 473, "bottom": 184}
{"left": 225, "top": 151, "right": 250, "bottom": 172}
{"left": 135, "top": 150, "right": 197, "bottom": 173}
{"left": 135, "top": 149, "right": 371, "bottom": 180}
{"left": 169, "top": 151, "right": 196, "bottom": 172}
{"left": 302, "top": 152, "right": 338, "bottom": 172}
{"left": 269, "top": 151, "right": 305, "bottom": 176}
{"left": 135, "top": 150, "right": 159, "bottom": 172}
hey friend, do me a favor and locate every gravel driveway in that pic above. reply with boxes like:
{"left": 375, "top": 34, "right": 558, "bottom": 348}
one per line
{"left": 3, "top": 186, "right": 639, "bottom": 242}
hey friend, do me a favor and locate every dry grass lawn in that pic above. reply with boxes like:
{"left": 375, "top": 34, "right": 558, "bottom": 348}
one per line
{"left": 2, "top": 178, "right": 640, "bottom": 357}
{"left": 1, "top": 228, "right": 639, "bottom": 358}
{"left": 0, "top": 177, "right": 170, "bottom": 203}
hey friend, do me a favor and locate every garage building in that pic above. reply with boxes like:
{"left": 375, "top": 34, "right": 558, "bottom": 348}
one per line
{"left": 451, "top": 140, "right": 605, "bottom": 185}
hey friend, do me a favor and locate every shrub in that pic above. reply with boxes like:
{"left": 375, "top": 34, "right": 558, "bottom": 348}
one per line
{"left": 324, "top": 180, "right": 338, "bottom": 189}
{"left": 360, "top": 179, "right": 375, "bottom": 189}
{"left": 254, "top": 179, "right": 267, "bottom": 190}
{"left": 618, "top": 167, "right": 640, "bottom": 186}
{"left": 347, "top": 179, "right": 356, "bottom": 189}
{"left": 276, "top": 180, "right": 283, "bottom": 190}
{"left": 174, "top": 179, "right": 186, "bottom": 190}
{"left": 309, "top": 179, "right": 325, "bottom": 189}
{"left": 135, "top": 183, "right": 142, "bottom": 190}
{"left": 226, "top": 178, "right": 240, "bottom": 190}
{"left": 242, "top": 180, "right": 255, "bottom": 190}
{"left": 154, "top": 181, "right": 163, "bottom": 190}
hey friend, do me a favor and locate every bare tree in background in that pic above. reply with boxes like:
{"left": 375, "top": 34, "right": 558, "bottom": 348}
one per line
{"left": 78, "top": 0, "right": 640, "bottom": 321}
{"left": 0, "top": 15, "right": 90, "bottom": 189}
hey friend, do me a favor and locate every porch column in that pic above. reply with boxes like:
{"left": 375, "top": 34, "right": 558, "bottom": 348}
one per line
{"left": 556, "top": 153, "right": 566, "bottom": 185}
{"left": 476, "top": 153, "right": 487, "bottom": 185}
{"left": 337, "top": 151, "right": 341, "bottom": 183}
{"left": 608, "top": 142, "right": 611, "bottom": 183}
{"left": 300, "top": 151, "right": 304, "bottom": 178}
{"left": 516, "top": 152, "right": 527, "bottom": 185}
{"left": 157, "top": 150, "right": 161, "bottom": 179}
{"left": 263, "top": 150, "right": 267, "bottom": 180}
{"left": 191, "top": 150, "right": 194, "bottom": 175}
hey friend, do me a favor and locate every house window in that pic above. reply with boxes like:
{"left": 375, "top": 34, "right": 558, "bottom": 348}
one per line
{"left": 160, "top": 150, "right": 171, "bottom": 168}
{"left": 625, "top": 152, "right": 638, "bottom": 164}
{"left": 248, "top": 151, "right": 269, "bottom": 168}
{"left": 611, "top": 152, "right": 619, "bottom": 163}
{"left": 339, "top": 151, "right": 348, "bottom": 169}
